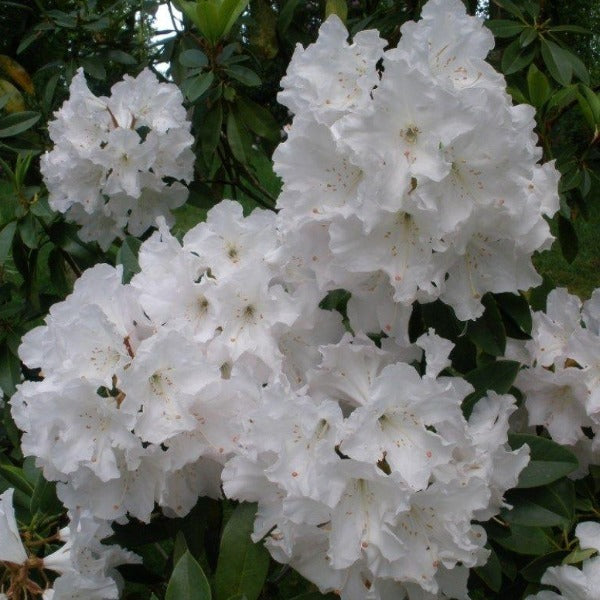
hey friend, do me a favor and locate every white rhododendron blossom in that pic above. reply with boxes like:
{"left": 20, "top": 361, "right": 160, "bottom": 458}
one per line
{"left": 12, "top": 0, "right": 578, "bottom": 597}
{"left": 526, "top": 521, "right": 600, "bottom": 600}
{"left": 0, "top": 488, "right": 28, "bottom": 566}
{"left": 40, "top": 68, "right": 194, "bottom": 249}
{"left": 223, "top": 332, "right": 529, "bottom": 600}
{"left": 516, "top": 288, "right": 600, "bottom": 470}
{"left": 11, "top": 203, "right": 342, "bottom": 524}
{"left": 274, "top": 0, "right": 559, "bottom": 323}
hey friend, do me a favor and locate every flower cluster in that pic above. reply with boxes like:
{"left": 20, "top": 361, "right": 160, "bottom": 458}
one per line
{"left": 11, "top": 201, "right": 342, "bottom": 524}
{"left": 40, "top": 68, "right": 194, "bottom": 249}
{"left": 526, "top": 521, "right": 600, "bottom": 600}
{"left": 274, "top": 0, "right": 559, "bottom": 325}
{"left": 12, "top": 0, "right": 572, "bottom": 598}
{"left": 514, "top": 288, "right": 600, "bottom": 471}
{"left": 223, "top": 331, "right": 528, "bottom": 599}
{"left": 0, "top": 489, "right": 139, "bottom": 599}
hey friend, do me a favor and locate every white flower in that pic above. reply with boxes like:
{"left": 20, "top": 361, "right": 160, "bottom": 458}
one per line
{"left": 0, "top": 488, "right": 27, "bottom": 565}
{"left": 41, "top": 68, "right": 194, "bottom": 247}
{"left": 279, "top": 15, "right": 386, "bottom": 125}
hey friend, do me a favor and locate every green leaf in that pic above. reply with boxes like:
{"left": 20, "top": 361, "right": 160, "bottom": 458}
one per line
{"left": 0, "top": 461, "right": 34, "bottom": 496}
{"left": 508, "top": 434, "right": 578, "bottom": 488}
{"left": 474, "top": 548, "right": 502, "bottom": 592}
{"left": 519, "top": 27, "right": 537, "bottom": 47}
{"left": 80, "top": 56, "right": 106, "bottom": 80}
{"left": 546, "top": 85, "right": 578, "bottom": 114}
{"left": 501, "top": 38, "right": 535, "bottom": 75}
{"left": 495, "top": 292, "right": 532, "bottom": 336}
{"left": 166, "top": 550, "right": 211, "bottom": 600}
{"left": 227, "top": 111, "right": 252, "bottom": 163}
{"left": 527, "top": 64, "right": 551, "bottom": 108}
{"left": 18, "top": 213, "right": 38, "bottom": 249}
{"left": 325, "top": 0, "right": 348, "bottom": 23}
{"left": 116, "top": 236, "right": 141, "bottom": 283}
{"left": 48, "top": 248, "right": 71, "bottom": 295}
{"left": 30, "top": 473, "right": 61, "bottom": 516}
{"left": 463, "top": 360, "right": 521, "bottom": 416}
{"left": 493, "top": 0, "right": 526, "bottom": 21}
{"left": 0, "top": 111, "right": 40, "bottom": 138}
{"left": 549, "top": 25, "right": 591, "bottom": 34}
{"left": 201, "top": 101, "right": 223, "bottom": 158}
{"left": 563, "top": 49, "right": 589, "bottom": 85}
{"left": 195, "top": 1, "right": 222, "bottom": 46}
{"left": 236, "top": 97, "right": 279, "bottom": 141}
{"left": 173, "top": 531, "right": 188, "bottom": 566}
{"left": 278, "top": 0, "right": 302, "bottom": 34}
{"left": 185, "top": 71, "right": 215, "bottom": 102}
{"left": 214, "top": 503, "right": 270, "bottom": 600}
{"left": 218, "top": 0, "right": 250, "bottom": 40}
{"left": 521, "top": 551, "right": 568, "bottom": 582}
{"left": 557, "top": 214, "right": 578, "bottom": 263}
{"left": 225, "top": 65, "right": 261, "bottom": 87}
{"left": 502, "top": 479, "right": 574, "bottom": 528}
{"left": 487, "top": 522, "right": 554, "bottom": 556}
{"left": 540, "top": 39, "right": 573, "bottom": 86}
{"left": 466, "top": 294, "right": 506, "bottom": 357}
{"left": 563, "top": 547, "right": 597, "bottom": 565}
{"left": 107, "top": 50, "right": 137, "bottom": 65}
{"left": 578, "top": 85, "right": 600, "bottom": 124}
{"left": 577, "top": 91, "right": 597, "bottom": 130}
{"left": 0, "top": 221, "right": 17, "bottom": 263}
{"left": 485, "top": 19, "right": 526, "bottom": 37}
{"left": 0, "top": 343, "right": 20, "bottom": 397}
{"left": 179, "top": 49, "right": 209, "bottom": 68}
{"left": 17, "top": 29, "right": 45, "bottom": 54}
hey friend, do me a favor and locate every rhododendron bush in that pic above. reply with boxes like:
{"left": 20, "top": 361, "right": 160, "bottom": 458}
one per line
{"left": 1, "top": 0, "right": 600, "bottom": 599}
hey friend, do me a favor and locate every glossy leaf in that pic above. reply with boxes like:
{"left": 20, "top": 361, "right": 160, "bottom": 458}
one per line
{"left": 474, "top": 548, "right": 502, "bottom": 592}
{"left": 116, "top": 236, "right": 142, "bottom": 283}
{"left": 488, "top": 522, "right": 554, "bottom": 556}
{"left": 179, "top": 49, "right": 209, "bottom": 68}
{"left": 466, "top": 294, "right": 506, "bottom": 357}
{"left": 236, "top": 96, "right": 280, "bottom": 141}
{"left": 557, "top": 214, "right": 578, "bottom": 263}
{"left": 485, "top": 19, "right": 526, "bottom": 38}
{"left": 227, "top": 110, "right": 252, "bottom": 163}
{"left": 214, "top": 503, "right": 270, "bottom": 600}
{"left": 463, "top": 360, "right": 520, "bottom": 416}
{"left": 501, "top": 38, "right": 535, "bottom": 75}
{"left": 527, "top": 64, "right": 551, "bottom": 108}
{"left": 325, "top": 0, "right": 348, "bottom": 23}
{"left": 508, "top": 434, "right": 578, "bottom": 488}
{"left": 541, "top": 39, "right": 573, "bottom": 86}
{"left": 0, "top": 343, "right": 20, "bottom": 397}
{"left": 0, "top": 221, "right": 17, "bottom": 263}
{"left": 226, "top": 65, "right": 261, "bottom": 87}
{"left": 521, "top": 551, "right": 568, "bottom": 582}
{"left": 502, "top": 479, "right": 575, "bottom": 527}
{"left": 185, "top": 71, "right": 215, "bottom": 102}
{"left": 166, "top": 550, "right": 212, "bottom": 600}
{"left": 0, "top": 111, "right": 40, "bottom": 138}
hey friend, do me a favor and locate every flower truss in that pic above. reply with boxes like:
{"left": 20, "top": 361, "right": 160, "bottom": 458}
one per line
{"left": 40, "top": 68, "right": 194, "bottom": 249}
{"left": 512, "top": 288, "right": 600, "bottom": 473}
{"left": 10, "top": 0, "right": 574, "bottom": 598}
